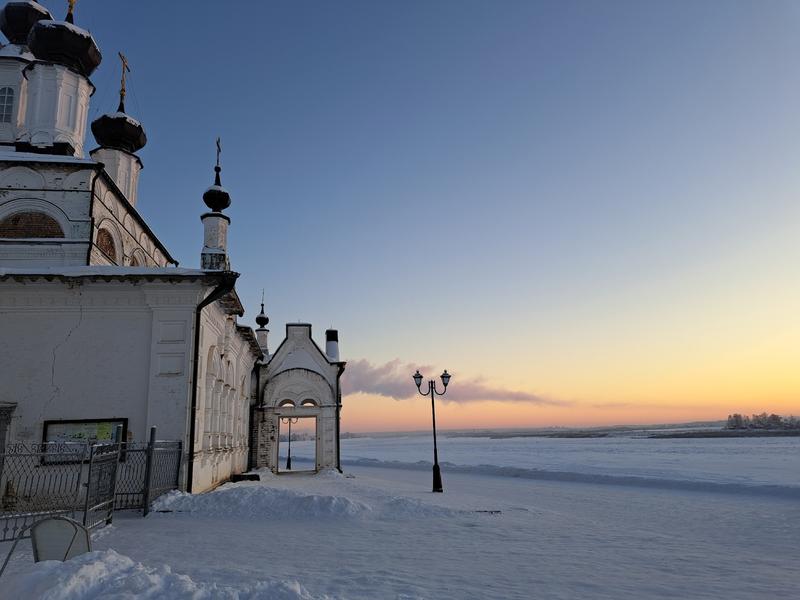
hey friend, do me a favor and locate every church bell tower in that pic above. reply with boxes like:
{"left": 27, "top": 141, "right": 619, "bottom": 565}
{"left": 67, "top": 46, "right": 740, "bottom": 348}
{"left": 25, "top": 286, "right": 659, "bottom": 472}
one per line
{"left": 0, "top": 0, "right": 102, "bottom": 156}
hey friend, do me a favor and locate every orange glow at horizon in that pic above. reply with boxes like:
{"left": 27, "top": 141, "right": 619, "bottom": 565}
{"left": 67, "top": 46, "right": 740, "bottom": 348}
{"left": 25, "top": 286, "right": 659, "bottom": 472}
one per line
{"left": 340, "top": 389, "right": 800, "bottom": 433}
{"left": 337, "top": 207, "right": 800, "bottom": 434}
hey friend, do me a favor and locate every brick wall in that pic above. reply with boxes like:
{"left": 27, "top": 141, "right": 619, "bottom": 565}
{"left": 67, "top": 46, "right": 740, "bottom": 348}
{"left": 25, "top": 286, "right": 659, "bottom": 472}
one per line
{"left": 249, "top": 408, "right": 276, "bottom": 470}
{"left": 0, "top": 212, "right": 64, "bottom": 238}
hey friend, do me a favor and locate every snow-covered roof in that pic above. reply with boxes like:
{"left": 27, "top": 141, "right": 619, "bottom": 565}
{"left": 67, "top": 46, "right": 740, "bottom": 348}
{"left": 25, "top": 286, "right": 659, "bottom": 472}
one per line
{"left": 0, "top": 149, "right": 97, "bottom": 164}
{"left": 18, "top": 1, "right": 50, "bottom": 17}
{"left": 236, "top": 324, "right": 264, "bottom": 360}
{"left": 103, "top": 112, "right": 142, "bottom": 127}
{"left": 0, "top": 43, "right": 34, "bottom": 61}
{"left": 37, "top": 20, "right": 94, "bottom": 40}
{"left": 0, "top": 266, "right": 229, "bottom": 280}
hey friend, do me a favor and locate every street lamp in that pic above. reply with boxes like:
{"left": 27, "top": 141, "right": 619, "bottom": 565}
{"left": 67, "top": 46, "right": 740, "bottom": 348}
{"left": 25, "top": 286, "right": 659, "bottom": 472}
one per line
{"left": 280, "top": 416, "right": 299, "bottom": 470}
{"left": 413, "top": 369, "right": 451, "bottom": 493}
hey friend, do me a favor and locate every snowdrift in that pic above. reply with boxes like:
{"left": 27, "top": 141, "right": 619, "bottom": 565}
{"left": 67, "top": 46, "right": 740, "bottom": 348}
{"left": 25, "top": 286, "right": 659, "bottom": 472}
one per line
{"left": 153, "top": 485, "right": 372, "bottom": 519}
{"left": 152, "top": 479, "right": 458, "bottom": 520}
{"left": 3, "top": 549, "right": 329, "bottom": 600}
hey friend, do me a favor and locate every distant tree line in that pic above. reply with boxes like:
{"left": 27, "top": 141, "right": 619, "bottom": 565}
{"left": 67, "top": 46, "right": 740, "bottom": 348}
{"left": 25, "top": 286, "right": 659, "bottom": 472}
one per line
{"left": 726, "top": 413, "right": 800, "bottom": 430}
{"left": 278, "top": 432, "right": 316, "bottom": 442}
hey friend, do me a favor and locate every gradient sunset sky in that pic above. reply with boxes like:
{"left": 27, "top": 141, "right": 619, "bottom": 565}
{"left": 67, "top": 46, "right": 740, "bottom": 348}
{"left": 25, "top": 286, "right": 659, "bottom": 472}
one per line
{"left": 68, "top": 0, "right": 799, "bottom": 431}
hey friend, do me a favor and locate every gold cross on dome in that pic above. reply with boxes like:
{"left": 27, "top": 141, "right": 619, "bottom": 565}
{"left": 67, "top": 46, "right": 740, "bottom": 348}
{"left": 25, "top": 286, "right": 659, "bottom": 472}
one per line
{"left": 67, "top": 0, "right": 77, "bottom": 17}
{"left": 118, "top": 52, "right": 130, "bottom": 104}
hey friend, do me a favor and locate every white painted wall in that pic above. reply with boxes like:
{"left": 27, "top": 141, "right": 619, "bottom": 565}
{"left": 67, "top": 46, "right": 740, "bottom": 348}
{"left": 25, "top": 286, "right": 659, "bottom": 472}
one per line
{"left": 0, "top": 276, "right": 259, "bottom": 493}
{"left": 18, "top": 63, "right": 92, "bottom": 157}
{"left": 190, "top": 299, "right": 256, "bottom": 492}
{"left": 0, "top": 49, "right": 31, "bottom": 145}
{"left": 90, "top": 147, "right": 142, "bottom": 207}
{"left": 0, "top": 278, "right": 203, "bottom": 445}
{"left": 90, "top": 175, "right": 171, "bottom": 267}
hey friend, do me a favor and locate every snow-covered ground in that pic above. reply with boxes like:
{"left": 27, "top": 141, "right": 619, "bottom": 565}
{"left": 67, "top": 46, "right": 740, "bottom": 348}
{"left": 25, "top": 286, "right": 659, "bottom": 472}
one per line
{"left": 2, "top": 436, "right": 798, "bottom": 599}
{"left": 327, "top": 434, "right": 800, "bottom": 493}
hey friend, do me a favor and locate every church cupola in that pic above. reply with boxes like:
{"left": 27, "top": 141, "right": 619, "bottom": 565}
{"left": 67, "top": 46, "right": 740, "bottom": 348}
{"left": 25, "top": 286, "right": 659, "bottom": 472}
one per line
{"left": 255, "top": 293, "right": 270, "bottom": 355}
{"left": 90, "top": 52, "right": 146, "bottom": 205}
{"left": 0, "top": 1, "right": 51, "bottom": 46}
{"left": 202, "top": 148, "right": 231, "bottom": 212}
{"left": 11, "top": 1, "right": 98, "bottom": 156}
{"left": 26, "top": 1, "right": 100, "bottom": 77}
{"left": 200, "top": 138, "right": 231, "bottom": 271}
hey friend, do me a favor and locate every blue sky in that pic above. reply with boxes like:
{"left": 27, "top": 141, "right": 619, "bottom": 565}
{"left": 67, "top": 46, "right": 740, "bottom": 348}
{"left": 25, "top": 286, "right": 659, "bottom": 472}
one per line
{"left": 51, "top": 1, "right": 800, "bottom": 427}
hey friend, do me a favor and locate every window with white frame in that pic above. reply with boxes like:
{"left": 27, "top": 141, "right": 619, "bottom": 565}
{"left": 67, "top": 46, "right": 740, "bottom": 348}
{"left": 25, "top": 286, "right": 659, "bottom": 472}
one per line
{"left": 0, "top": 87, "right": 14, "bottom": 123}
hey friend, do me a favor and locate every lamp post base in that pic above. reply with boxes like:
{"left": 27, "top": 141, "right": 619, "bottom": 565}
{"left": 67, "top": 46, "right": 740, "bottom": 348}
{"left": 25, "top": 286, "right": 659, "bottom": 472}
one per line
{"left": 432, "top": 463, "right": 443, "bottom": 493}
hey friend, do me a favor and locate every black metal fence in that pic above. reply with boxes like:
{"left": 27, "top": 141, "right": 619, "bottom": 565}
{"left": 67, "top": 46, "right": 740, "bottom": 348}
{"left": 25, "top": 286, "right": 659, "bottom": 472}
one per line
{"left": 84, "top": 440, "right": 123, "bottom": 530}
{"left": 114, "top": 443, "right": 149, "bottom": 510}
{"left": 114, "top": 431, "right": 182, "bottom": 515}
{"left": 0, "top": 428, "right": 182, "bottom": 542}
{"left": 0, "top": 443, "right": 87, "bottom": 542}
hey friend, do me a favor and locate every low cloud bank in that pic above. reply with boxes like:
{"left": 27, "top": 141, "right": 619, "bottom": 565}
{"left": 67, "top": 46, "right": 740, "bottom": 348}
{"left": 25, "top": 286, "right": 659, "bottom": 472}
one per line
{"left": 342, "top": 359, "right": 566, "bottom": 405}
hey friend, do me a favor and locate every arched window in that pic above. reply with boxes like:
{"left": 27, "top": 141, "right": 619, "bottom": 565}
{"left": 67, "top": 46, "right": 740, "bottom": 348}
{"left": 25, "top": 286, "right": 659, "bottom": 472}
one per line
{"left": 129, "top": 255, "right": 140, "bottom": 267}
{"left": 0, "top": 87, "right": 14, "bottom": 123}
{"left": 96, "top": 228, "right": 117, "bottom": 262}
{"left": 0, "top": 211, "right": 64, "bottom": 238}
{"left": 300, "top": 399, "right": 318, "bottom": 407}
{"left": 278, "top": 400, "right": 296, "bottom": 408}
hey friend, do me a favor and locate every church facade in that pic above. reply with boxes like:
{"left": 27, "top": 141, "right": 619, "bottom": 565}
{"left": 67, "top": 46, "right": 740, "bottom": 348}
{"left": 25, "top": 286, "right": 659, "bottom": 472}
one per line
{"left": 0, "top": 1, "right": 343, "bottom": 492}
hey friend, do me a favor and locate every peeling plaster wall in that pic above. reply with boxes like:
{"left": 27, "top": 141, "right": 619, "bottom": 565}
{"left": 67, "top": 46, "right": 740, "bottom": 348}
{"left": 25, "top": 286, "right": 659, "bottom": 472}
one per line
{"left": 0, "top": 279, "right": 206, "bottom": 448}
{"left": 0, "top": 162, "right": 94, "bottom": 265}
{"left": 0, "top": 277, "right": 259, "bottom": 493}
{"left": 90, "top": 176, "right": 171, "bottom": 267}
{"left": 0, "top": 161, "right": 174, "bottom": 268}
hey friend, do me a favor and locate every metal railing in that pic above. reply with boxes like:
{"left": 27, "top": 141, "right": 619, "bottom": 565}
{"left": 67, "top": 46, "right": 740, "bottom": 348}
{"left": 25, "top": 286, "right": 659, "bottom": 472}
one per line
{"left": 0, "top": 442, "right": 87, "bottom": 542}
{"left": 83, "top": 439, "right": 123, "bottom": 530}
{"left": 114, "top": 428, "right": 182, "bottom": 515}
{"left": 0, "top": 427, "right": 183, "bottom": 541}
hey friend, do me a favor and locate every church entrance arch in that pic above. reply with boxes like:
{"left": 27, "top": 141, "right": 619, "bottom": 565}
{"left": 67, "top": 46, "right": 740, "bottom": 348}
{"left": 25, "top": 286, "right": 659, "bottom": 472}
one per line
{"left": 254, "top": 369, "right": 337, "bottom": 474}
{"left": 277, "top": 407, "right": 318, "bottom": 473}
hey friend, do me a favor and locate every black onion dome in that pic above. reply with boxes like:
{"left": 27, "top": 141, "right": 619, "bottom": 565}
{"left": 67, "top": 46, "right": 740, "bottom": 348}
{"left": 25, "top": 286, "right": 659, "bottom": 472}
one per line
{"left": 91, "top": 107, "right": 146, "bottom": 153}
{"left": 0, "top": 1, "right": 51, "bottom": 45}
{"left": 203, "top": 166, "right": 231, "bottom": 212}
{"left": 27, "top": 18, "right": 101, "bottom": 77}
{"left": 256, "top": 303, "right": 269, "bottom": 328}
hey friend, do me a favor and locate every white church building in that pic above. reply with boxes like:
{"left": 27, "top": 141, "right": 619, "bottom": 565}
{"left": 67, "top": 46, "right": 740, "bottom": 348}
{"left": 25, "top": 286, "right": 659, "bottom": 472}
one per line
{"left": 0, "top": 1, "right": 344, "bottom": 492}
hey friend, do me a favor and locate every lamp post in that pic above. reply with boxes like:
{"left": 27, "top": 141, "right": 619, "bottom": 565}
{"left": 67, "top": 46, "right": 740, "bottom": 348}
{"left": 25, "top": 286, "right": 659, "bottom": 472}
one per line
{"left": 413, "top": 369, "right": 451, "bottom": 493}
{"left": 280, "top": 416, "right": 299, "bottom": 470}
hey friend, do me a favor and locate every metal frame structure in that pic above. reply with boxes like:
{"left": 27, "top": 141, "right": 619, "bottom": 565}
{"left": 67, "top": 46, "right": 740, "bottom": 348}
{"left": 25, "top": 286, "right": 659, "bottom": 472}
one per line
{"left": 413, "top": 369, "right": 452, "bottom": 493}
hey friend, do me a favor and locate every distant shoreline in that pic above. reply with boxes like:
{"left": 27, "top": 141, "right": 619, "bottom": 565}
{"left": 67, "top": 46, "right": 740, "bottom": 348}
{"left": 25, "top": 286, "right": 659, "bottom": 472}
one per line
{"left": 343, "top": 419, "right": 799, "bottom": 439}
{"left": 445, "top": 429, "right": 800, "bottom": 440}
{"left": 648, "top": 430, "right": 800, "bottom": 439}
{"left": 484, "top": 430, "right": 800, "bottom": 440}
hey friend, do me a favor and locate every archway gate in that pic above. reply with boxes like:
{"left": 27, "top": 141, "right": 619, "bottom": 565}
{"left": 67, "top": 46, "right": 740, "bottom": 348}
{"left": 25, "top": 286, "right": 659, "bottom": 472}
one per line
{"left": 250, "top": 323, "right": 345, "bottom": 474}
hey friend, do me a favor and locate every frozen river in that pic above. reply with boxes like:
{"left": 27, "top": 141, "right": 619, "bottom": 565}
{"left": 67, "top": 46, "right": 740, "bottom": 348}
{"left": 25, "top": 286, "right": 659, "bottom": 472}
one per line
{"left": 284, "top": 433, "right": 800, "bottom": 493}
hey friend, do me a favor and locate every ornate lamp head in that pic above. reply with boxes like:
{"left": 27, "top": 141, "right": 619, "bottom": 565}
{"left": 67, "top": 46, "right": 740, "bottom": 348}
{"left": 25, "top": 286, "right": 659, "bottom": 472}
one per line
{"left": 413, "top": 370, "right": 423, "bottom": 389}
{"left": 440, "top": 370, "right": 451, "bottom": 388}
